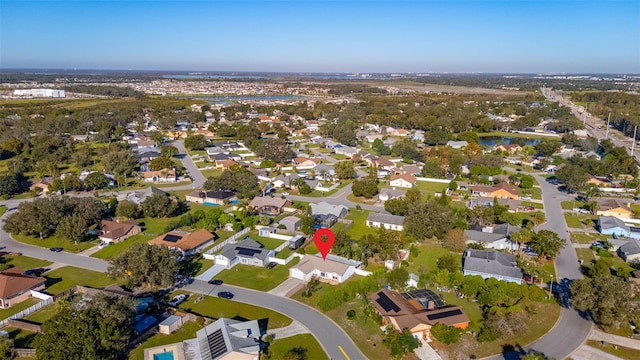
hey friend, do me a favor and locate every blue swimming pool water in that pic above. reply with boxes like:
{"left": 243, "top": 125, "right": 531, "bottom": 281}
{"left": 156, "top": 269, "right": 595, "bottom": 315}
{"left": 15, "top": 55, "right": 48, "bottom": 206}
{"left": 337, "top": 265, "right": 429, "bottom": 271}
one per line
{"left": 153, "top": 352, "right": 174, "bottom": 360}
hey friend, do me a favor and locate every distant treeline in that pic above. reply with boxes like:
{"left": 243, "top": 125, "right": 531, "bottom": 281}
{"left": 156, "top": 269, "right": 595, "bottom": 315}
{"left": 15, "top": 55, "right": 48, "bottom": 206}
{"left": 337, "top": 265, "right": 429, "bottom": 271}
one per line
{"left": 63, "top": 85, "right": 145, "bottom": 98}
{"left": 325, "top": 84, "right": 387, "bottom": 95}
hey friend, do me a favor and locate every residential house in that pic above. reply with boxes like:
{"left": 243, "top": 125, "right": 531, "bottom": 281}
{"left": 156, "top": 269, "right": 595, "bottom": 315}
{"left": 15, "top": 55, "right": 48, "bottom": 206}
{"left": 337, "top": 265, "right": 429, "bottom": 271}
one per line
{"left": 471, "top": 182, "right": 519, "bottom": 200}
{"left": 468, "top": 196, "right": 522, "bottom": 212}
{"left": 97, "top": 220, "right": 142, "bottom": 243}
{"left": 193, "top": 129, "right": 214, "bottom": 139}
{"left": 118, "top": 186, "right": 168, "bottom": 205}
{"left": 617, "top": 238, "right": 640, "bottom": 263}
{"left": 465, "top": 223, "right": 517, "bottom": 250}
{"left": 311, "top": 202, "right": 349, "bottom": 228}
{"left": 366, "top": 213, "right": 405, "bottom": 231}
{"left": 369, "top": 288, "right": 469, "bottom": 340}
{"left": 291, "top": 157, "right": 320, "bottom": 167}
{"left": 463, "top": 249, "right": 523, "bottom": 284}
{"left": 205, "top": 146, "right": 228, "bottom": 159}
{"left": 378, "top": 188, "right": 407, "bottom": 202}
{"left": 0, "top": 268, "right": 46, "bottom": 309}
{"left": 596, "top": 199, "right": 635, "bottom": 219}
{"left": 278, "top": 216, "right": 301, "bottom": 232}
{"left": 305, "top": 120, "right": 319, "bottom": 132}
{"left": 598, "top": 216, "right": 640, "bottom": 238}
{"left": 215, "top": 159, "right": 239, "bottom": 170}
{"left": 393, "top": 129, "right": 409, "bottom": 137}
{"left": 29, "top": 177, "right": 54, "bottom": 195}
{"left": 215, "top": 238, "right": 274, "bottom": 269}
{"left": 249, "top": 197, "right": 291, "bottom": 216}
{"left": 185, "top": 190, "right": 237, "bottom": 205}
{"left": 148, "top": 229, "right": 216, "bottom": 255}
{"left": 366, "top": 157, "right": 396, "bottom": 171}
{"left": 141, "top": 168, "right": 177, "bottom": 183}
{"left": 313, "top": 164, "right": 336, "bottom": 180}
{"left": 397, "top": 165, "right": 422, "bottom": 176}
{"left": 366, "top": 134, "right": 384, "bottom": 143}
{"left": 383, "top": 137, "right": 397, "bottom": 147}
{"left": 493, "top": 144, "right": 523, "bottom": 154}
{"left": 389, "top": 174, "right": 416, "bottom": 188}
{"left": 411, "top": 130, "right": 424, "bottom": 142}
{"left": 587, "top": 176, "right": 610, "bottom": 187}
{"left": 446, "top": 140, "right": 468, "bottom": 149}
{"left": 289, "top": 254, "right": 362, "bottom": 284}
{"left": 335, "top": 146, "right": 358, "bottom": 158}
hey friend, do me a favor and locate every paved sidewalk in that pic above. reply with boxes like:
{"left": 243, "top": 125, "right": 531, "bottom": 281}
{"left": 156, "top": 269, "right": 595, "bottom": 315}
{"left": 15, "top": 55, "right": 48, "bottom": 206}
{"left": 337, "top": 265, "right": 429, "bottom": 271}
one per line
{"left": 267, "top": 320, "right": 310, "bottom": 339}
{"left": 78, "top": 245, "right": 102, "bottom": 256}
{"left": 413, "top": 338, "right": 442, "bottom": 360}
{"left": 590, "top": 329, "right": 640, "bottom": 350}
{"left": 572, "top": 345, "right": 621, "bottom": 360}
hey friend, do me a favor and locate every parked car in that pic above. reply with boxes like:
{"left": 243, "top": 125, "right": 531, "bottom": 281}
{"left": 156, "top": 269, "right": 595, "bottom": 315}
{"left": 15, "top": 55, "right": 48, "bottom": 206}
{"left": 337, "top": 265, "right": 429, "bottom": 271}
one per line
{"left": 23, "top": 268, "right": 45, "bottom": 276}
{"left": 168, "top": 294, "right": 187, "bottom": 306}
{"left": 523, "top": 275, "right": 541, "bottom": 284}
{"left": 208, "top": 279, "right": 223, "bottom": 285}
{"left": 218, "top": 291, "right": 234, "bottom": 299}
{"left": 266, "top": 262, "right": 277, "bottom": 269}
{"left": 521, "top": 196, "right": 532, "bottom": 201}
{"left": 49, "top": 247, "right": 63, "bottom": 252}
{"left": 98, "top": 242, "right": 109, "bottom": 249}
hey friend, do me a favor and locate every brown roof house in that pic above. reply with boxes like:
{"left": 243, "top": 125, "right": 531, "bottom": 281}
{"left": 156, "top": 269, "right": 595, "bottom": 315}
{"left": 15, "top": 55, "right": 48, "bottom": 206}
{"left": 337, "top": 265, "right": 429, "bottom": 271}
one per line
{"left": 0, "top": 268, "right": 46, "bottom": 309}
{"left": 249, "top": 196, "right": 291, "bottom": 216}
{"left": 98, "top": 220, "right": 142, "bottom": 243}
{"left": 141, "top": 168, "right": 177, "bottom": 183}
{"left": 471, "top": 182, "right": 519, "bottom": 200}
{"left": 596, "top": 199, "right": 635, "bottom": 219}
{"left": 149, "top": 229, "right": 216, "bottom": 255}
{"left": 369, "top": 288, "right": 469, "bottom": 340}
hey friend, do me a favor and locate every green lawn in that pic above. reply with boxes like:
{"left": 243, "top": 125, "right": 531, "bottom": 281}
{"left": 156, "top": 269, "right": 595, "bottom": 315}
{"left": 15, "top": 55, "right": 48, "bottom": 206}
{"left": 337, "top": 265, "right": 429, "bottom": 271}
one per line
{"left": 3, "top": 255, "right": 52, "bottom": 271}
{"left": 174, "top": 292, "right": 292, "bottom": 329}
{"left": 201, "top": 168, "right": 224, "bottom": 179}
{"left": 564, "top": 213, "right": 597, "bottom": 229}
{"left": 128, "top": 321, "right": 203, "bottom": 360}
{"left": 407, "top": 243, "right": 453, "bottom": 274}
{"left": 214, "top": 258, "right": 300, "bottom": 291}
{"left": 345, "top": 210, "right": 376, "bottom": 240}
{"left": 44, "top": 266, "right": 122, "bottom": 295}
{"left": 518, "top": 186, "right": 542, "bottom": 200}
{"left": 415, "top": 181, "right": 449, "bottom": 195}
{"left": 194, "top": 258, "right": 214, "bottom": 276}
{"left": 268, "top": 334, "right": 328, "bottom": 360}
{"left": 247, "top": 233, "right": 285, "bottom": 250}
{"left": 439, "top": 291, "right": 483, "bottom": 326}
{"left": 303, "top": 241, "right": 320, "bottom": 255}
{"left": 521, "top": 201, "right": 543, "bottom": 209}
{"left": 575, "top": 248, "right": 596, "bottom": 264}
{"left": 570, "top": 232, "right": 609, "bottom": 244}
{"left": 12, "top": 233, "right": 98, "bottom": 253}
{"left": 5, "top": 327, "right": 38, "bottom": 348}
{"left": 0, "top": 297, "right": 39, "bottom": 320}
{"left": 91, "top": 233, "right": 152, "bottom": 259}
{"left": 0, "top": 205, "right": 7, "bottom": 217}
{"left": 23, "top": 303, "right": 58, "bottom": 324}
{"left": 561, "top": 200, "right": 586, "bottom": 210}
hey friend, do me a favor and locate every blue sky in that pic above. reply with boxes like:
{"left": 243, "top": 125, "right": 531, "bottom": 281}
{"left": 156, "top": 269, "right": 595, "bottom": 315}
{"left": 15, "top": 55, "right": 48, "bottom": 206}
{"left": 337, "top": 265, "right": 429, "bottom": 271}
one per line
{"left": 1, "top": 0, "right": 638, "bottom": 73}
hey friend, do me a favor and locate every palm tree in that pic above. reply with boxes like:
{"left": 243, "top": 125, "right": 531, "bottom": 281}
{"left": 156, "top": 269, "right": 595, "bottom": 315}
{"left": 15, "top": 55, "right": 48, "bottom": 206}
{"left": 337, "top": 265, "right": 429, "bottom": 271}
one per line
{"left": 584, "top": 184, "right": 602, "bottom": 201}
{"left": 530, "top": 211, "right": 546, "bottom": 232}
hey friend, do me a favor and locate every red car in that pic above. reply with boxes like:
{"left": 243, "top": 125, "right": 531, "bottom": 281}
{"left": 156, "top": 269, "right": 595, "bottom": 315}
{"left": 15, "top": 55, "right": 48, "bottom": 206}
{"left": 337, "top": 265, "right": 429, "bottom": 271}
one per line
{"left": 523, "top": 275, "right": 541, "bottom": 284}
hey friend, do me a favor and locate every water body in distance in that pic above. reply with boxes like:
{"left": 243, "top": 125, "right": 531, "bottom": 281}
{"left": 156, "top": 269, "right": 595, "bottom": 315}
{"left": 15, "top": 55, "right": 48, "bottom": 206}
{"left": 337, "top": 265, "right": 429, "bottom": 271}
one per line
{"left": 478, "top": 136, "right": 541, "bottom": 147}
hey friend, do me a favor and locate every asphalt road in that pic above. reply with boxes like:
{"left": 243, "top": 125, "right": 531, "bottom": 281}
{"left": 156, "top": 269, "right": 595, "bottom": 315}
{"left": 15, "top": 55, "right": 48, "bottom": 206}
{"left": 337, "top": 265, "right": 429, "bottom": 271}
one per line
{"left": 490, "top": 171, "right": 592, "bottom": 360}
{"left": 172, "top": 139, "right": 207, "bottom": 189}
{"left": 185, "top": 280, "right": 365, "bottom": 360}
{"left": 0, "top": 205, "right": 110, "bottom": 273}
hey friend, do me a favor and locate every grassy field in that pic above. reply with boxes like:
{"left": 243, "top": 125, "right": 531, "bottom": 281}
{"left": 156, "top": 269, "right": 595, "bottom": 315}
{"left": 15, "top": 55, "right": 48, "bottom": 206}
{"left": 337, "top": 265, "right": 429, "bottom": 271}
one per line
{"left": 564, "top": 213, "right": 597, "bottom": 229}
{"left": 518, "top": 186, "right": 542, "bottom": 200}
{"left": 586, "top": 340, "right": 640, "bottom": 359}
{"left": 214, "top": 258, "right": 300, "bottom": 291}
{"left": 407, "top": 243, "right": 453, "bottom": 274}
{"left": 201, "top": 168, "right": 224, "bottom": 178}
{"left": 562, "top": 200, "right": 586, "bottom": 210}
{"left": 128, "top": 320, "right": 203, "bottom": 360}
{"left": 174, "top": 292, "right": 292, "bottom": 329}
{"left": 0, "top": 297, "right": 39, "bottom": 320}
{"left": 521, "top": 201, "right": 543, "bottom": 209}
{"left": 0, "top": 205, "right": 6, "bottom": 217}
{"left": 12, "top": 233, "right": 98, "bottom": 253}
{"left": 415, "top": 181, "right": 449, "bottom": 195}
{"left": 44, "top": 266, "right": 122, "bottom": 294}
{"left": 23, "top": 303, "right": 57, "bottom": 324}
{"left": 345, "top": 209, "right": 376, "bottom": 240}
{"left": 247, "top": 233, "right": 285, "bottom": 250}
{"left": 268, "top": 334, "right": 328, "bottom": 360}
{"left": 575, "top": 248, "right": 596, "bottom": 264}
{"left": 2, "top": 255, "right": 52, "bottom": 270}
{"left": 570, "top": 232, "right": 609, "bottom": 244}
{"left": 5, "top": 327, "right": 38, "bottom": 348}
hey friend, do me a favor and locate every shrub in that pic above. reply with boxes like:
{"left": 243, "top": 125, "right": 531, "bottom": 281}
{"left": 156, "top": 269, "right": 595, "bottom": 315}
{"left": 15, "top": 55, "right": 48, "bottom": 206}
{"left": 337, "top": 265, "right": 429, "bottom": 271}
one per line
{"left": 430, "top": 323, "right": 462, "bottom": 344}
{"left": 346, "top": 309, "right": 356, "bottom": 320}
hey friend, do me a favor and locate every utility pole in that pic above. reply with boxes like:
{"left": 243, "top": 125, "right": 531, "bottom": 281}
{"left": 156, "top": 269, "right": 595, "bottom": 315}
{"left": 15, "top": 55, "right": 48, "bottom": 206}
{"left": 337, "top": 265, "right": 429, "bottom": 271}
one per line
{"left": 632, "top": 125, "right": 637, "bottom": 157}
{"left": 605, "top": 112, "right": 611, "bottom": 139}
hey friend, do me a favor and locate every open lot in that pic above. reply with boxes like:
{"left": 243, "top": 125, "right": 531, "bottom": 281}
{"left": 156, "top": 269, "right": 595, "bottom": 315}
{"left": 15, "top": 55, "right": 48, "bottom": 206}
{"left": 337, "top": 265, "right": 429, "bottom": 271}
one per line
{"left": 2, "top": 254, "right": 52, "bottom": 270}
{"left": 268, "top": 334, "right": 328, "bottom": 360}
{"left": 344, "top": 209, "right": 376, "bottom": 240}
{"left": 44, "top": 266, "right": 122, "bottom": 295}
{"left": 214, "top": 257, "right": 300, "bottom": 291}
{"left": 12, "top": 233, "right": 98, "bottom": 253}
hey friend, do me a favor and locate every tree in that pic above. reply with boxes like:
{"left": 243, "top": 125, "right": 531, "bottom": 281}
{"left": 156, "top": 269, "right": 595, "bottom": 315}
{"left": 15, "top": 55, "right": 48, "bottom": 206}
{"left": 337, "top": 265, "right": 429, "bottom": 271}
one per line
{"left": 405, "top": 200, "right": 454, "bottom": 239}
{"left": 254, "top": 138, "right": 295, "bottom": 163}
{"left": 282, "top": 347, "right": 309, "bottom": 360}
{"left": 584, "top": 184, "right": 602, "bottom": 201}
{"left": 570, "top": 275, "right": 639, "bottom": 328}
{"left": 291, "top": 178, "right": 312, "bottom": 195}
{"left": 442, "top": 229, "right": 468, "bottom": 252}
{"left": 102, "top": 150, "right": 137, "bottom": 187}
{"left": 421, "top": 158, "right": 446, "bottom": 178}
{"left": 203, "top": 165, "right": 260, "bottom": 199}
{"left": 116, "top": 199, "right": 140, "bottom": 219}
{"left": 529, "top": 211, "right": 546, "bottom": 232}
{"left": 431, "top": 323, "right": 462, "bottom": 344}
{"left": 334, "top": 161, "right": 356, "bottom": 179}
{"left": 303, "top": 276, "right": 321, "bottom": 297}
{"left": 437, "top": 253, "right": 460, "bottom": 273}
{"left": 161, "top": 145, "right": 179, "bottom": 158}
{"left": 386, "top": 268, "right": 409, "bottom": 290}
{"left": 383, "top": 327, "right": 420, "bottom": 359}
{"left": 107, "top": 243, "right": 181, "bottom": 288}
{"left": 534, "top": 139, "right": 561, "bottom": 157}
{"left": 141, "top": 193, "right": 179, "bottom": 218}
{"left": 183, "top": 135, "right": 209, "bottom": 150}
{"left": 556, "top": 164, "right": 589, "bottom": 193}
{"left": 216, "top": 124, "right": 237, "bottom": 138}
{"left": 352, "top": 177, "right": 379, "bottom": 198}
{"left": 57, "top": 214, "right": 89, "bottom": 244}
{"left": 510, "top": 228, "right": 534, "bottom": 254}
{"left": 83, "top": 172, "right": 110, "bottom": 190}
{"left": 34, "top": 294, "right": 135, "bottom": 360}
{"left": 0, "top": 172, "right": 29, "bottom": 197}
{"left": 149, "top": 157, "right": 177, "bottom": 171}
{"left": 529, "top": 230, "right": 565, "bottom": 258}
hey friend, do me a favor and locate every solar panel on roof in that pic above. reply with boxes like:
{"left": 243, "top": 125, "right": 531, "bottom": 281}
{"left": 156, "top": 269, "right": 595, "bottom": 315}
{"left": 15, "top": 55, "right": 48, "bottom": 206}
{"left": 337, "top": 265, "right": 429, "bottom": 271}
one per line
{"left": 207, "top": 329, "right": 227, "bottom": 359}
{"left": 237, "top": 247, "right": 261, "bottom": 256}
{"left": 375, "top": 292, "right": 401, "bottom": 313}
{"left": 426, "top": 308, "right": 463, "bottom": 321}
{"left": 163, "top": 234, "right": 182, "bottom": 243}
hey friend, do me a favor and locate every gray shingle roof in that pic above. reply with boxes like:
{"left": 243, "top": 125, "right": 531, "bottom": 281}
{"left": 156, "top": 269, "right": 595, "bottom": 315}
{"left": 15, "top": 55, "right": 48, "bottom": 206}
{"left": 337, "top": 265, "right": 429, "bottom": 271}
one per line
{"left": 366, "top": 212, "right": 405, "bottom": 226}
{"left": 463, "top": 249, "right": 522, "bottom": 280}
{"left": 619, "top": 239, "right": 640, "bottom": 256}
{"left": 310, "top": 201, "right": 348, "bottom": 218}
{"left": 599, "top": 216, "right": 630, "bottom": 231}
{"left": 464, "top": 230, "right": 506, "bottom": 244}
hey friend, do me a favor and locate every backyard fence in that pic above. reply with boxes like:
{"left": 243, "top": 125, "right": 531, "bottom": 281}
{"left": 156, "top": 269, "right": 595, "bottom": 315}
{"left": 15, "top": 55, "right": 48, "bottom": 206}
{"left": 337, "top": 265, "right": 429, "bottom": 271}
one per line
{"left": 203, "top": 228, "right": 250, "bottom": 259}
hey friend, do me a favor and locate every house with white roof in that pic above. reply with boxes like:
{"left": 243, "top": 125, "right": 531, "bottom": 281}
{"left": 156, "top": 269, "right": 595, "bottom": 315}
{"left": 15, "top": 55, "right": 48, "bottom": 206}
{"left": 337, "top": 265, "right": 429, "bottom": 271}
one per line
{"left": 389, "top": 174, "right": 416, "bottom": 188}
{"left": 289, "top": 254, "right": 364, "bottom": 284}
{"left": 366, "top": 213, "right": 405, "bottom": 231}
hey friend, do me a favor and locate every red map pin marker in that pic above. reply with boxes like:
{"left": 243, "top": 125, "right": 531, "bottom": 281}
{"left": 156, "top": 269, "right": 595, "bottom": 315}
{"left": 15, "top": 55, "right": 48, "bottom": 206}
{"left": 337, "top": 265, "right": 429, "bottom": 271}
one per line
{"left": 313, "top": 228, "right": 335, "bottom": 261}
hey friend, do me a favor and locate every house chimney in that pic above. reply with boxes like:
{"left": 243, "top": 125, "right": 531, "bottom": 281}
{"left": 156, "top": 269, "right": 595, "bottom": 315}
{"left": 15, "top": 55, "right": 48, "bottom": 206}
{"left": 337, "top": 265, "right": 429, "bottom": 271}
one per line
{"left": 427, "top": 301, "right": 435, "bottom": 310}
